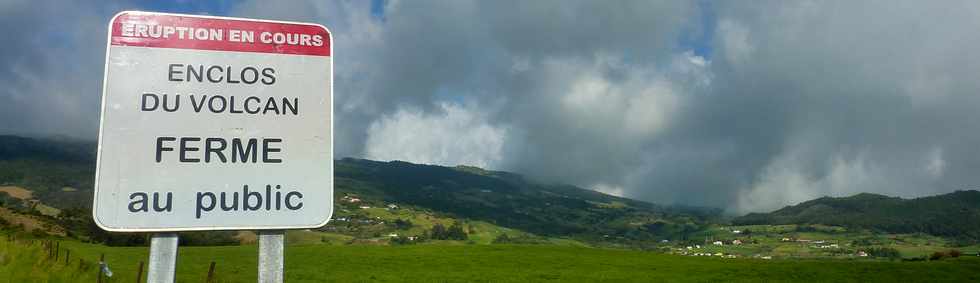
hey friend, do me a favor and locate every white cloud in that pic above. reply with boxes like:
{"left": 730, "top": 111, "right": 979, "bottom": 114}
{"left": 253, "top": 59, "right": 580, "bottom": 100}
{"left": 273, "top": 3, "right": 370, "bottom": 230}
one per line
{"left": 735, "top": 150, "right": 878, "bottom": 214}
{"left": 925, "top": 147, "right": 945, "bottom": 178}
{"left": 364, "top": 102, "right": 507, "bottom": 169}
{"left": 593, "top": 183, "right": 625, "bottom": 197}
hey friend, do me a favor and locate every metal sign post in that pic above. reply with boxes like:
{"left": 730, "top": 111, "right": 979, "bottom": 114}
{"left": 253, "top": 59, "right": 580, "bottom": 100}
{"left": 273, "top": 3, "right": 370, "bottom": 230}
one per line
{"left": 94, "top": 11, "right": 334, "bottom": 283}
{"left": 258, "top": 230, "right": 285, "bottom": 283}
{"left": 146, "top": 233, "right": 179, "bottom": 283}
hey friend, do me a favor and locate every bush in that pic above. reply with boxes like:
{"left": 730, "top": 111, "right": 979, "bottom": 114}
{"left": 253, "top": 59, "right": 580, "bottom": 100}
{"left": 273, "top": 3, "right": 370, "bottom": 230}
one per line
{"left": 948, "top": 249, "right": 961, "bottom": 258}
{"left": 429, "top": 222, "right": 468, "bottom": 240}
{"left": 492, "top": 234, "right": 549, "bottom": 245}
{"left": 393, "top": 219, "right": 413, "bottom": 230}
{"left": 902, "top": 257, "right": 927, "bottom": 262}
{"left": 390, "top": 235, "right": 418, "bottom": 245}
{"left": 179, "top": 231, "right": 240, "bottom": 246}
{"left": 493, "top": 234, "right": 512, "bottom": 243}
{"left": 929, "top": 251, "right": 946, "bottom": 261}
{"left": 867, "top": 247, "right": 901, "bottom": 259}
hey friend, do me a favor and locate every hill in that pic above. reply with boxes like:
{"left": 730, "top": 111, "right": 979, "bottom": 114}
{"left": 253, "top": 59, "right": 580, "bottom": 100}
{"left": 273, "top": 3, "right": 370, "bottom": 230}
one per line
{"left": 733, "top": 191, "right": 980, "bottom": 241}
{"left": 332, "top": 158, "right": 718, "bottom": 245}
{"left": 0, "top": 135, "right": 718, "bottom": 246}
{"left": 0, "top": 135, "right": 95, "bottom": 210}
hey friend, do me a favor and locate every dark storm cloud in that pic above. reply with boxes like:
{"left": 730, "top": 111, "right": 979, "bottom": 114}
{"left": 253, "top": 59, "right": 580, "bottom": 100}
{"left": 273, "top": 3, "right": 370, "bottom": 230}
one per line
{"left": 0, "top": 1, "right": 119, "bottom": 138}
{"left": 5, "top": 0, "right": 980, "bottom": 212}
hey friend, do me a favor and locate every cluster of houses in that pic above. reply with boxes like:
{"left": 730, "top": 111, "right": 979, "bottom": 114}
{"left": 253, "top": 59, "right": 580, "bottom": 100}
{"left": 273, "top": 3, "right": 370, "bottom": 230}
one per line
{"left": 780, "top": 237, "right": 840, "bottom": 249}
{"left": 675, "top": 245, "right": 737, "bottom": 258}
{"left": 704, "top": 239, "right": 743, "bottom": 246}
{"left": 685, "top": 252, "right": 738, "bottom": 258}
{"left": 341, "top": 195, "right": 400, "bottom": 211}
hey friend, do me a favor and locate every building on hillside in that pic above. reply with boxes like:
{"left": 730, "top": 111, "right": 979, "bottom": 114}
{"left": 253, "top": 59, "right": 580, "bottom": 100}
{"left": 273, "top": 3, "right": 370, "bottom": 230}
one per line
{"left": 342, "top": 195, "right": 362, "bottom": 203}
{"left": 732, "top": 239, "right": 742, "bottom": 245}
{"left": 712, "top": 241, "right": 724, "bottom": 246}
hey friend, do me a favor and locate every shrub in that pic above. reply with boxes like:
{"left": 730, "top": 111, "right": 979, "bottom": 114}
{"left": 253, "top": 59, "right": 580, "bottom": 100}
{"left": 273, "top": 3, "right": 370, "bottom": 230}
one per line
{"left": 867, "top": 247, "right": 901, "bottom": 259}
{"left": 393, "top": 219, "right": 413, "bottom": 230}
{"left": 429, "top": 222, "right": 468, "bottom": 240}
{"left": 390, "top": 235, "right": 418, "bottom": 245}
{"left": 929, "top": 251, "right": 946, "bottom": 261}
{"left": 948, "top": 249, "right": 961, "bottom": 258}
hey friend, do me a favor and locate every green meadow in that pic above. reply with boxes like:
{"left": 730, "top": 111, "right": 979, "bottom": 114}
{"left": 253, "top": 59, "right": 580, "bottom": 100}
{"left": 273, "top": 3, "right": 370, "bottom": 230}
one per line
{"left": 3, "top": 236, "right": 979, "bottom": 283}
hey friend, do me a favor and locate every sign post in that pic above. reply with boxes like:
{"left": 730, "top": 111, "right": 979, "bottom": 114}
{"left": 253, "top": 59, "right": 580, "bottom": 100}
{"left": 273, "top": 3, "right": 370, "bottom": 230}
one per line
{"left": 95, "top": 11, "right": 333, "bottom": 282}
{"left": 258, "top": 230, "right": 285, "bottom": 282}
{"left": 147, "top": 233, "right": 178, "bottom": 282}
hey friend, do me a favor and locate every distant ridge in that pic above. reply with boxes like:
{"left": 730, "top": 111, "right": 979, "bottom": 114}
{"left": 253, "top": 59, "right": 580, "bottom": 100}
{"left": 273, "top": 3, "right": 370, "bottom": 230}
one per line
{"left": 0, "top": 135, "right": 94, "bottom": 162}
{"left": 733, "top": 190, "right": 980, "bottom": 240}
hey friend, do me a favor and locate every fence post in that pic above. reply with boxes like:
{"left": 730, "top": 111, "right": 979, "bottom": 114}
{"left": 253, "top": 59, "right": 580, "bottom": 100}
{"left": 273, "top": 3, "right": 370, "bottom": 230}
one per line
{"left": 136, "top": 261, "right": 145, "bottom": 283}
{"left": 206, "top": 261, "right": 216, "bottom": 283}
{"left": 98, "top": 253, "right": 105, "bottom": 283}
{"left": 65, "top": 249, "right": 70, "bottom": 265}
{"left": 54, "top": 241, "right": 60, "bottom": 261}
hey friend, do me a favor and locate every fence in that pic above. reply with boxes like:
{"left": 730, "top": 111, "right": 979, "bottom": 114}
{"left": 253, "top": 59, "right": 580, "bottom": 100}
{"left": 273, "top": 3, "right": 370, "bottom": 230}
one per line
{"left": 3, "top": 233, "right": 221, "bottom": 282}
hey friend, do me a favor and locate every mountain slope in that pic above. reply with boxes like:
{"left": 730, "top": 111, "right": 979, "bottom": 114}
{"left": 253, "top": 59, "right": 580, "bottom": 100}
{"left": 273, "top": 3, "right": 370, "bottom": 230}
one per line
{"left": 733, "top": 191, "right": 980, "bottom": 240}
{"left": 0, "top": 135, "right": 717, "bottom": 245}
{"left": 335, "top": 158, "right": 716, "bottom": 243}
{"left": 0, "top": 135, "right": 95, "bottom": 209}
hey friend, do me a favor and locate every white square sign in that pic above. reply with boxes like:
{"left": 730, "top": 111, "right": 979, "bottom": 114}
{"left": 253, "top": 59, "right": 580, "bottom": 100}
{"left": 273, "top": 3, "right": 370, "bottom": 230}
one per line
{"left": 93, "top": 11, "right": 333, "bottom": 231}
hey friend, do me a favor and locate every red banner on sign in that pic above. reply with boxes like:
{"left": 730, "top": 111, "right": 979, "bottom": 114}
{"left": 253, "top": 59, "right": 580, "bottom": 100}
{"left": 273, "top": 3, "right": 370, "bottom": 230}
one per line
{"left": 110, "top": 11, "right": 331, "bottom": 56}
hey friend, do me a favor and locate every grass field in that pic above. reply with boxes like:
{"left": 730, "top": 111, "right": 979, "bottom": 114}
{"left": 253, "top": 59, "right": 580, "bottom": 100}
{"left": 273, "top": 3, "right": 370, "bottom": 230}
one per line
{"left": 2, "top": 236, "right": 977, "bottom": 282}
{"left": 0, "top": 239, "right": 98, "bottom": 282}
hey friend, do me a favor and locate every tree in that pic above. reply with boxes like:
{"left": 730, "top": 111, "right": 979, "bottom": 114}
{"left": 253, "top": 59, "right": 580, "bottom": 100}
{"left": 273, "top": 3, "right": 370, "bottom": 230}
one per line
{"left": 430, "top": 223, "right": 448, "bottom": 240}
{"left": 393, "top": 219, "right": 413, "bottom": 230}
{"left": 868, "top": 247, "right": 901, "bottom": 259}
{"left": 447, "top": 222, "right": 468, "bottom": 240}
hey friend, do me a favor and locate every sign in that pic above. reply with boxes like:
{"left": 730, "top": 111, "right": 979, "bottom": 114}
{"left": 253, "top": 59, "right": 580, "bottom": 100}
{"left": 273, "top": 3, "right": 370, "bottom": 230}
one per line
{"left": 93, "top": 11, "right": 333, "bottom": 231}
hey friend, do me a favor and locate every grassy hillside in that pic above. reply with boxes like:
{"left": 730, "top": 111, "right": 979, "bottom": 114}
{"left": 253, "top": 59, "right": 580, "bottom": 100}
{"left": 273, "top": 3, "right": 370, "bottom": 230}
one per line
{"left": 734, "top": 191, "right": 980, "bottom": 242}
{"left": 0, "top": 136, "right": 94, "bottom": 210}
{"left": 0, "top": 136, "right": 719, "bottom": 247}
{"left": 0, "top": 238, "right": 99, "bottom": 282}
{"left": 332, "top": 158, "right": 719, "bottom": 246}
